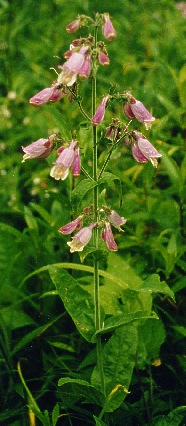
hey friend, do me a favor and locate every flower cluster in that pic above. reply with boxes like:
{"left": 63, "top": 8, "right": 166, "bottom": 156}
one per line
{"left": 22, "top": 137, "right": 81, "bottom": 180}
{"left": 59, "top": 207, "right": 126, "bottom": 253}
{"left": 22, "top": 11, "right": 162, "bottom": 256}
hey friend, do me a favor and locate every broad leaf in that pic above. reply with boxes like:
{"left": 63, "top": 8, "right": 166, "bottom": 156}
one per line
{"left": 58, "top": 378, "right": 105, "bottom": 408}
{"left": 91, "top": 324, "right": 138, "bottom": 412}
{"left": 137, "top": 318, "right": 166, "bottom": 368}
{"left": 49, "top": 266, "right": 96, "bottom": 342}
{"left": 151, "top": 406, "right": 186, "bottom": 426}
{"left": 71, "top": 179, "right": 97, "bottom": 208}
{"left": 94, "top": 310, "right": 158, "bottom": 336}
{"left": 139, "top": 274, "right": 175, "bottom": 301}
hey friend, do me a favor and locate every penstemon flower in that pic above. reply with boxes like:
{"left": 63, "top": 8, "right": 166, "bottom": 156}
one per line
{"left": 102, "top": 13, "right": 116, "bottom": 41}
{"left": 29, "top": 84, "right": 67, "bottom": 106}
{"left": 132, "top": 131, "right": 162, "bottom": 167}
{"left": 124, "top": 97, "right": 155, "bottom": 130}
{"left": 66, "top": 18, "right": 81, "bottom": 33}
{"left": 107, "top": 210, "right": 127, "bottom": 230}
{"left": 98, "top": 51, "right": 110, "bottom": 66}
{"left": 50, "top": 140, "right": 77, "bottom": 180}
{"left": 101, "top": 221, "right": 118, "bottom": 251}
{"left": 58, "top": 215, "right": 83, "bottom": 234}
{"left": 22, "top": 134, "right": 56, "bottom": 162}
{"left": 72, "top": 147, "right": 81, "bottom": 177}
{"left": 57, "top": 46, "right": 89, "bottom": 86}
{"left": 91, "top": 96, "right": 109, "bottom": 125}
{"left": 67, "top": 223, "right": 97, "bottom": 252}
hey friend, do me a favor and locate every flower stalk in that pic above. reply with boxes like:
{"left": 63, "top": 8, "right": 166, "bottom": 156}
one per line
{"left": 92, "top": 24, "right": 105, "bottom": 395}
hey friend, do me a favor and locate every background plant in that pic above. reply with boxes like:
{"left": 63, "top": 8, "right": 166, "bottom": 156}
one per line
{"left": 0, "top": 1, "right": 186, "bottom": 425}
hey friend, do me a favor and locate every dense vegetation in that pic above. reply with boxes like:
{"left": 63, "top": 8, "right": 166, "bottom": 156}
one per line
{"left": 0, "top": 1, "right": 186, "bottom": 425}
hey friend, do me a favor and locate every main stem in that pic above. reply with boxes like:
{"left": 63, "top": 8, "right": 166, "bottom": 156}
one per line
{"left": 92, "top": 26, "right": 105, "bottom": 395}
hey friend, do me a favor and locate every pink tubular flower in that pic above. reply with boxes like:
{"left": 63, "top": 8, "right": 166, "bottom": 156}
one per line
{"left": 67, "top": 223, "right": 97, "bottom": 253}
{"left": 50, "top": 140, "right": 77, "bottom": 180}
{"left": 108, "top": 210, "right": 127, "bottom": 230}
{"left": 66, "top": 19, "right": 81, "bottom": 33}
{"left": 58, "top": 215, "right": 83, "bottom": 235}
{"left": 124, "top": 97, "right": 155, "bottom": 130}
{"left": 78, "top": 54, "right": 91, "bottom": 79}
{"left": 29, "top": 84, "right": 65, "bottom": 106}
{"left": 57, "top": 46, "right": 89, "bottom": 86}
{"left": 72, "top": 147, "right": 81, "bottom": 177}
{"left": 22, "top": 134, "right": 56, "bottom": 162}
{"left": 102, "top": 13, "right": 116, "bottom": 41}
{"left": 98, "top": 51, "right": 110, "bottom": 66}
{"left": 132, "top": 131, "right": 162, "bottom": 167}
{"left": 102, "top": 221, "right": 118, "bottom": 251}
{"left": 91, "top": 96, "right": 109, "bottom": 126}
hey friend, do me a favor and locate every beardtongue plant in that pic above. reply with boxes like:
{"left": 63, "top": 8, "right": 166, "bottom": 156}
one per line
{"left": 21, "top": 12, "right": 174, "bottom": 426}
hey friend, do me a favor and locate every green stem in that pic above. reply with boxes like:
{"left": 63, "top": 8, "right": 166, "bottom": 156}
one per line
{"left": 92, "top": 25, "right": 105, "bottom": 395}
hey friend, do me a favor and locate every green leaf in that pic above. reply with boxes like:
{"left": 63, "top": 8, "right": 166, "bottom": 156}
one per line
{"left": 91, "top": 324, "right": 138, "bottom": 412}
{"left": 172, "top": 325, "right": 186, "bottom": 337}
{"left": 71, "top": 179, "right": 97, "bottom": 208}
{"left": 139, "top": 274, "right": 175, "bottom": 301}
{"left": 30, "top": 202, "right": 53, "bottom": 224}
{"left": 137, "top": 318, "right": 166, "bottom": 368}
{"left": 58, "top": 378, "right": 105, "bottom": 408}
{"left": 52, "top": 404, "right": 60, "bottom": 426}
{"left": 93, "top": 416, "right": 107, "bottom": 426}
{"left": 48, "top": 266, "right": 96, "bottom": 342}
{"left": 151, "top": 406, "right": 186, "bottom": 426}
{"left": 99, "top": 253, "right": 152, "bottom": 315}
{"left": 24, "top": 205, "right": 39, "bottom": 232}
{"left": 178, "top": 64, "right": 186, "bottom": 108}
{"left": 94, "top": 310, "right": 158, "bottom": 336}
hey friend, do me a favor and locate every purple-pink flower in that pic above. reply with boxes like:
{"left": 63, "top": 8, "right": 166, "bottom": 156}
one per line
{"left": 66, "top": 18, "right": 81, "bottom": 33}
{"left": 78, "top": 54, "right": 91, "bottom": 79}
{"left": 50, "top": 140, "right": 77, "bottom": 180}
{"left": 102, "top": 13, "right": 116, "bottom": 41}
{"left": 72, "top": 147, "right": 81, "bottom": 177}
{"left": 102, "top": 221, "right": 118, "bottom": 251}
{"left": 107, "top": 210, "right": 127, "bottom": 230}
{"left": 29, "top": 84, "right": 66, "bottom": 106}
{"left": 67, "top": 223, "right": 97, "bottom": 252}
{"left": 98, "top": 51, "right": 110, "bottom": 66}
{"left": 91, "top": 96, "right": 109, "bottom": 126}
{"left": 58, "top": 46, "right": 89, "bottom": 86}
{"left": 22, "top": 135, "right": 56, "bottom": 162}
{"left": 124, "top": 97, "right": 155, "bottom": 129}
{"left": 132, "top": 131, "right": 162, "bottom": 167}
{"left": 58, "top": 215, "right": 83, "bottom": 235}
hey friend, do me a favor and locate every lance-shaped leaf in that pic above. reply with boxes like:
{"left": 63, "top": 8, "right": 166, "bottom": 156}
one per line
{"left": 91, "top": 324, "right": 138, "bottom": 412}
{"left": 49, "top": 266, "right": 100, "bottom": 342}
{"left": 58, "top": 378, "right": 105, "bottom": 408}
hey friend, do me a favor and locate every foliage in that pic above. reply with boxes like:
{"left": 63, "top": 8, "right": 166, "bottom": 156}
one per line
{"left": 0, "top": 0, "right": 186, "bottom": 425}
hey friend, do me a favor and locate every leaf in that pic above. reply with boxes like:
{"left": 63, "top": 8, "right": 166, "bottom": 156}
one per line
{"left": 137, "top": 318, "right": 166, "bottom": 368}
{"left": 91, "top": 324, "right": 138, "bottom": 412}
{"left": 178, "top": 64, "right": 186, "bottom": 108}
{"left": 30, "top": 202, "right": 53, "bottom": 224}
{"left": 94, "top": 310, "right": 158, "bottom": 336}
{"left": 99, "top": 253, "right": 152, "bottom": 315}
{"left": 48, "top": 266, "right": 96, "bottom": 342}
{"left": 52, "top": 404, "right": 60, "bottom": 426}
{"left": 71, "top": 179, "right": 97, "bottom": 208}
{"left": 151, "top": 406, "right": 186, "bottom": 426}
{"left": 93, "top": 416, "right": 107, "bottom": 426}
{"left": 99, "top": 172, "right": 122, "bottom": 202}
{"left": 24, "top": 205, "right": 39, "bottom": 232}
{"left": 171, "top": 325, "right": 186, "bottom": 337}
{"left": 58, "top": 378, "right": 105, "bottom": 408}
{"left": 139, "top": 274, "right": 175, "bottom": 301}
